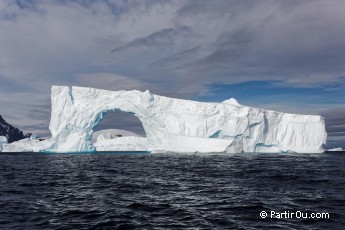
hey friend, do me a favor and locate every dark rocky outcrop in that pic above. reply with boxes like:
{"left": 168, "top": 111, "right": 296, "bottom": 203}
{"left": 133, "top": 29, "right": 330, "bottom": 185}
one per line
{"left": 0, "top": 115, "right": 25, "bottom": 143}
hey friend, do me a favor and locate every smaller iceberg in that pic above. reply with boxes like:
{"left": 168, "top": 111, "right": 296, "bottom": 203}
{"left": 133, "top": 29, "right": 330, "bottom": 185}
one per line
{"left": 327, "top": 147, "right": 343, "bottom": 151}
{"left": 92, "top": 129, "right": 148, "bottom": 151}
{"left": 2, "top": 135, "right": 52, "bottom": 152}
{"left": 94, "top": 136, "right": 148, "bottom": 151}
{"left": 92, "top": 129, "right": 142, "bottom": 142}
{"left": 0, "top": 136, "right": 7, "bottom": 152}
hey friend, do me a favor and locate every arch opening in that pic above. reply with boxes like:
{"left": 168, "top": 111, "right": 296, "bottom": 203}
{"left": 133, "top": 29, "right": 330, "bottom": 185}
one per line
{"left": 91, "top": 110, "right": 148, "bottom": 152}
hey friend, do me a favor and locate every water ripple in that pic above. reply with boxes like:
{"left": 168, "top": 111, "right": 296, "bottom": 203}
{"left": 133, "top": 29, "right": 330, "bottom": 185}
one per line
{"left": 0, "top": 152, "right": 344, "bottom": 229}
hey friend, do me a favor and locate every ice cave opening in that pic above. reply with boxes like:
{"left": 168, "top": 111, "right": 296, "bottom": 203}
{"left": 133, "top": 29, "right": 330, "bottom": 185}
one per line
{"left": 91, "top": 109, "right": 148, "bottom": 151}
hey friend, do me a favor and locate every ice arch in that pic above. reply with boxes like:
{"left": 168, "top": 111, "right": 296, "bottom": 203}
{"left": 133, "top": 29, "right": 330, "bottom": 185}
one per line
{"left": 45, "top": 86, "right": 327, "bottom": 153}
{"left": 47, "top": 86, "right": 154, "bottom": 152}
{"left": 93, "top": 110, "right": 145, "bottom": 135}
{"left": 91, "top": 110, "right": 146, "bottom": 143}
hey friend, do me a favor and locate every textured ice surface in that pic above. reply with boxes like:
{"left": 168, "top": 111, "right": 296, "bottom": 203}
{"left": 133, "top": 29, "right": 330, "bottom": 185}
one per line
{"left": 92, "top": 129, "right": 141, "bottom": 143}
{"left": 2, "top": 137, "right": 52, "bottom": 152}
{"left": 44, "top": 86, "right": 327, "bottom": 153}
{"left": 92, "top": 129, "right": 147, "bottom": 151}
{"left": 0, "top": 136, "right": 7, "bottom": 152}
{"left": 94, "top": 136, "right": 148, "bottom": 152}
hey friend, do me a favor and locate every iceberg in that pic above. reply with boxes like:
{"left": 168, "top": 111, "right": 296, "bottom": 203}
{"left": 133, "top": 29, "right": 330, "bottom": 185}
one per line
{"left": 0, "top": 136, "right": 7, "bottom": 152}
{"left": 327, "top": 147, "right": 343, "bottom": 151}
{"left": 43, "top": 86, "right": 326, "bottom": 153}
{"left": 92, "top": 129, "right": 142, "bottom": 143}
{"left": 2, "top": 135, "right": 52, "bottom": 152}
{"left": 92, "top": 129, "right": 148, "bottom": 151}
{"left": 94, "top": 136, "right": 149, "bottom": 152}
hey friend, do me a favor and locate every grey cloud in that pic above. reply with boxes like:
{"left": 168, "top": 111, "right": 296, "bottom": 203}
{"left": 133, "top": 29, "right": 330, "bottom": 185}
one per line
{"left": 321, "top": 107, "right": 345, "bottom": 138}
{"left": 152, "top": 28, "right": 255, "bottom": 73}
{"left": 169, "top": 0, "right": 345, "bottom": 86}
{"left": 75, "top": 72, "right": 198, "bottom": 100}
{"left": 20, "top": 123, "right": 50, "bottom": 137}
{"left": 176, "top": 0, "right": 256, "bottom": 18}
{"left": 12, "top": 99, "right": 52, "bottom": 136}
{"left": 25, "top": 103, "right": 51, "bottom": 122}
{"left": 326, "top": 139, "right": 345, "bottom": 149}
{"left": 327, "top": 127, "right": 345, "bottom": 134}
{"left": 148, "top": 45, "right": 201, "bottom": 69}
{"left": 111, "top": 26, "right": 196, "bottom": 53}
{"left": 193, "top": 29, "right": 255, "bottom": 70}
{"left": 76, "top": 73, "right": 152, "bottom": 91}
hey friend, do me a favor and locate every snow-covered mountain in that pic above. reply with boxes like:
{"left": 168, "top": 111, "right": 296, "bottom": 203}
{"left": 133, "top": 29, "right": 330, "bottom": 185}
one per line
{"left": 0, "top": 115, "right": 26, "bottom": 143}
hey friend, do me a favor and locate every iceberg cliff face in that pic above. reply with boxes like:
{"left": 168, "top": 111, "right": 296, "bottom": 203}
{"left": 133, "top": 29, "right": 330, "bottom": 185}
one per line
{"left": 45, "top": 86, "right": 327, "bottom": 153}
{"left": 0, "top": 136, "right": 7, "bottom": 152}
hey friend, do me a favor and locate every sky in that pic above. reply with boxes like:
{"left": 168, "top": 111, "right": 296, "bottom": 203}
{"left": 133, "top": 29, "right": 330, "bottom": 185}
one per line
{"left": 0, "top": 0, "right": 344, "bottom": 149}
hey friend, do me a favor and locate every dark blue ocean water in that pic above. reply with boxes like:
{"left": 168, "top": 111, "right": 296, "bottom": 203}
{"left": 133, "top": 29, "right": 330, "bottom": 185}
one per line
{"left": 0, "top": 152, "right": 344, "bottom": 229}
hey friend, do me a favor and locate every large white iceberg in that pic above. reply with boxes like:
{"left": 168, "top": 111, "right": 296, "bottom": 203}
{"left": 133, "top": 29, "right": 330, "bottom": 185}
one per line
{"left": 42, "top": 86, "right": 326, "bottom": 153}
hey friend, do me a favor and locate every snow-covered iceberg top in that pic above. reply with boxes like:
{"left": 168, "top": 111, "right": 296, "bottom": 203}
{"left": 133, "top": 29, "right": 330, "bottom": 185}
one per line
{"left": 43, "top": 86, "right": 327, "bottom": 153}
